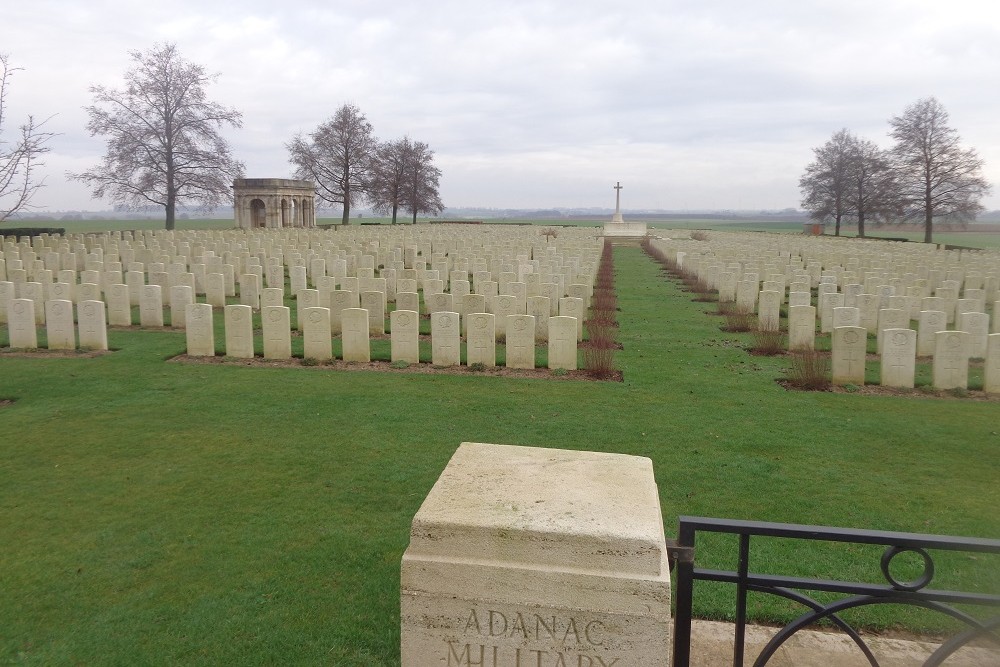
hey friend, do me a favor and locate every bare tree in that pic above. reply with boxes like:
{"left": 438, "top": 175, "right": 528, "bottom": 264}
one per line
{"left": 846, "top": 137, "right": 901, "bottom": 238}
{"left": 70, "top": 43, "right": 244, "bottom": 230}
{"left": 402, "top": 141, "right": 444, "bottom": 224}
{"left": 1, "top": 54, "right": 54, "bottom": 222}
{"left": 368, "top": 136, "right": 412, "bottom": 224}
{"left": 889, "top": 97, "right": 991, "bottom": 243}
{"left": 288, "top": 104, "right": 375, "bottom": 226}
{"left": 799, "top": 129, "right": 855, "bottom": 236}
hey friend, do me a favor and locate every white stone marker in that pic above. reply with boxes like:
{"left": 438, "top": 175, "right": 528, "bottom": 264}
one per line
{"left": 302, "top": 307, "right": 332, "bottom": 361}
{"left": 466, "top": 312, "right": 496, "bottom": 367}
{"left": 856, "top": 294, "right": 879, "bottom": 333}
{"left": 185, "top": 303, "right": 215, "bottom": 357}
{"left": 832, "top": 306, "right": 860, "bottom": 329}
{"left": 45, "top": 299, "right": 76, "bottom": 350}
{"left": 876, "top": 308, "right": 909, "bottom": 355}
{"left": 548, "top": 315, "right": 578, "bottom": 370}
{"left": 832, "top": 326, "right": 867, "bottom": 385}
{"left": 505, "top": 315, "right": 536, "bottom": 369}
{"left": 261, "top": 305, "right": 292, "bottom": 359}
{"left": 330, "top": 289, "right": 360, "bottom": 335}
{"left": 205, "top": 272, "right": 226, "bottom": 307}
{"left": 787, "top": 305, "right": 816, "bottom": 351}
{"left": 106, "top": 284, "right": 131, "bottom": 326}
{"left": 0, "top": 280, "right": 14, "bottom": 324}
{"left": 169, "top": 285, "right": 194, "bottom": 328}
{"left": 958, "top": 311, "right": 989, "bottom": 359}
{"left": 20, "top": 281, "right": 45, "bottom": 323}
{"left": 558, "top": 296, "right": 585, "bottom": 341}
{"left": 431, "top": 311, "right": 461, "bottom": 367}
{"left": 527, "top": 295, "right": 551, "bottom": 342}
{"left": 917, "top": 310, "right": 947, "bottom": 357}
{"left": 261, "top": 287, "right": 284, "bottom": 309}
{"left": 400, "top": 442, "right": 671, "bottom": 667}
{"left": 341, "top": 308, "right": 371, "bottom": 362}
{"left": 933, "top": 331, "right": 969, "bottom": 390}
{"left": 77, "top": 300, "right": 108, "bottom": 351}
{"left": 139, "top": 285, "right": 164, "bottom": 327}
{"left": 427, "top": 292, "right": 453, "bottom": 315}
{"left": 296, "top": 289, "right": 320, "bottom": 332}
{"left": 461, "top": 294, "right": 486, "bottom": 336}
{"left": 240, "top": 273, "right": 261, "bottom": 310}
{"left": 756, "top": 290, "right": 782, "bottom": 333}
{"left": 984, "top": 334, "right": 1000, "bottom": 394}
{"left": 8, "top": 299, "right": 38, "bottom": 348}
{"left": 390, "top": 309, "right": 420, "bottom": 364}
{"left": 361, "top": 290, "right": 386, "bottom": 335}
{"left": 880, "top": 328, "right": 916, "bottom": 389}
{"left": 224, "top": 305, "right": 255, "bottom": 358}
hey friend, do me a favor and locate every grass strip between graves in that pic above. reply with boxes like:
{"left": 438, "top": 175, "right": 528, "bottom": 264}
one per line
{"left": 0, "top": 246, "right": 997, "bottom": 665}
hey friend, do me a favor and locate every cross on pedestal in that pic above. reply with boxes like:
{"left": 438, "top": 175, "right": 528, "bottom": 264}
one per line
{"left": 613, "top": 182, "right": 623, "bottom": 215}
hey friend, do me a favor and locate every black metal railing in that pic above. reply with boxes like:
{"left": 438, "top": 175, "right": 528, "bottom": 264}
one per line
{"left": 670, "top": 516, "right": 1000, "bottom": 667}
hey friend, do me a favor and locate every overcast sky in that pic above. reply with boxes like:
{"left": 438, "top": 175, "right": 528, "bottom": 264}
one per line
{"left": 4, "top": 0, "right": 999, "bottom": 213}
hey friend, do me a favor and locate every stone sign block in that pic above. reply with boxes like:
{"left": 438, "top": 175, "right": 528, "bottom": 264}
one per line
{"left": 401, "top": 442, "right": 671, "bottom": 667}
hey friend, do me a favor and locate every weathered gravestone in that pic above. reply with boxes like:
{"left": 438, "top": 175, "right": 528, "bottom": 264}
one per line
{"left": 466, "top": 313, "right": 496, "bottom": 367}
{"left": 933, "top": 331, "right": 969, "bottom": 390}
{"left": 45, "top": 299, "right": 76, "bottom": 350}
{"left": 262, "top": 306, "right": 292, "bottom": 360}
{"left": 8, "top": 299, "right": 38, "bottom": 348}
{"left": 505, "top": 315, "right": 536, "bottom": 369}
{"left": 400, "top": 442, "right": 671, "bottom": 667}
{"left": 787, "top": 305, "right": 816, "bottom": 351}
{"left": 341, "top": 308, "right": 371, "bottom": 362}
{"left": 880, "top": 328, "right": 916, "bottom": 389}
{"left": 185, "top": 303, "right": 215, "bottom": 357}
{"left": 985, "top": 334, "right": 1000, "bottom": 394}
{"left": 548, "top": 316, "right": 578, "bottom": 371}
{"left": 224, "top": 305, "right": 254, "bottom": 358}
{"left": 77, "top": 300, "right": 108, "bottom": 351}
{"left": 832, "top": 326, "right": 867, "bottom": 385}
{"left": 302, "top": 307, "right": 332, "bottom": 361}
{"left": 390, "top": 309, "right": 420, "bottom": 364}
{"left": 432, "top": 311, "right": 461, "bottom": 367}
{"left": 139, "top": 285, "right": 164, "bottom": 327}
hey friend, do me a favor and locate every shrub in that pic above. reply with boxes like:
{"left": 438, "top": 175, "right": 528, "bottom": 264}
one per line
{"left": 721, "top": 309, "right": 754, "bottom": 332}
{"left": 786, "top": 350, "right": 831, "bottom": 390}
{"left": 749, "top": 328, "right": 784, "bottom": 356}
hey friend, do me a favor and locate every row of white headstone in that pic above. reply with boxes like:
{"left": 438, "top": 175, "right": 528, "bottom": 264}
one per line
{"left": 182, "top": 304, "right": 581, "bottom": 370}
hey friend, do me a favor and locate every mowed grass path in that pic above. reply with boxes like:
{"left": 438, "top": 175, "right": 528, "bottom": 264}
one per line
{"left": 1, "top": 247, "right": 997, "bottom": 665}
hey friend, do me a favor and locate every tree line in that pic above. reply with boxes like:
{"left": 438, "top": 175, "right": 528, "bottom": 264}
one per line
{"left": 0, "top": 43, "right": 443, "bottom": 229}
{"left": 799, "top": 98, "right": 991, "bottom": 243}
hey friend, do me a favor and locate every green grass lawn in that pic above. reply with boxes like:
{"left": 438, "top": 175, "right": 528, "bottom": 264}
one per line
{"left": 1, "top": 247, "right": 997, "bottom": 665}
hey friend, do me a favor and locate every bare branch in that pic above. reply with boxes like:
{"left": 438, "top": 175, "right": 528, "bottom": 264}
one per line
{"left": 68, "top": 43, "right": 244, "bottom": 230}
{"left": 0, "top": 54, "right": 56, "bottom": 222}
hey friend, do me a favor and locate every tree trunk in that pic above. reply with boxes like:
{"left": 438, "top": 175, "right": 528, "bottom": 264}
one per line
{"left": 834, "top": 213, "right": 841, "bottom": 237}
{"left": 411, "top": 209, "right": 417, "bottom": 224}
{"left": 391, "top": 203, "right": 398, "bottom": 225}
{"left": 165, "top": 199, "right": 175, "bottom": 231}
{"left": 857, "top": 210, "right": 865, "bottom": 238}
{"left": 924, "top": 208, "right": 933, "bottom": 244}
{"left": 342, "top": 200, "right": 350, "bottom": 226}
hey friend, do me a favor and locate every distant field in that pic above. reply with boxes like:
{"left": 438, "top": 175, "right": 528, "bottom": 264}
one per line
{"left": 5, "top": 217, "right": 1000, "bottom": 249}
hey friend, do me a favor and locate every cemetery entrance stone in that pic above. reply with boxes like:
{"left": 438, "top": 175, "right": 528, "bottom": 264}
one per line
{"left": 401, "top": 442, "right": 671, "bottom": 666}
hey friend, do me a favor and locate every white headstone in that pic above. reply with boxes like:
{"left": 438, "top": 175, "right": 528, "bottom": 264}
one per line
{"left": 505, "top": 315, "right": 536, "bottom": 369}
{"left": 77, "top": 300, "right": 108, "bottom": 351}
{"left": 185, "top": 303, "right": 215, "bottom": 356}
{"left": 787, "top": 305, "right": 816, "bottom": 351}
{"left": 431, "top": 311, "right": 461, "bottom": 367}
{"left": 466, "top": 312, "right": 496, "bottom": 367}
{"left": 224, "top": 304, "right": 255, "bottom": 358}
{"left": 341, "top": 308, "right": 371, "bottom": 362}
{"left": 548, "top": 316, "right": 578, "bottom": 370}
{"left": 933, "top": 331, "right": 969, "bottom": 390}
{"left": 8, "top": 299, "right": 38, "bottom": 348}
{"left": 880, "top": 328, "right": 916, "bottom": 389}
{"left": 302, "top": 307, "right": 332, "bottom": 361}
{"left": 261, "top": 305, "right": 292, "bottom": 359}
{"left": 832, "top": 326, "right": 867, "bottom": 385}
{"left": 390, "top": 309, "right": 420, "bottom": 364}
{"left": 45, "top": 299, "right": 76, "bottom": 350}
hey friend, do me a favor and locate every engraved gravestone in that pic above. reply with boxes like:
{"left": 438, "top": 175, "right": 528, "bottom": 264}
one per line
{"left": 390, "top": 309, "right": 420, "bottom": 364}
{"left": 432, "top": 311, "right": 461, "bottom": 367}
{"left": 832, "top": 326, "right": 867, "bottom": 385}
{"left": 933, "top": 331, "right": 968, "bottom": 390}
{"left": 467, "top": 313, "right": 496, "bottom": 368}
{"left": 400, "top": 442, "right": 671, "bottom": 666}
{"left": 185, "top": 303, "right": 215, "bottom": 357}
{"left": 302, "top": 307, "right": 332, "bottom": 361}
{"left": 880, "top": 328, "right": 916, "bottom": 389}
{"left": 224, "top": 305, "right": 255, "bottom": 358}
{"left": 78, "top": 300, "right": 108, "bottom": 351}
